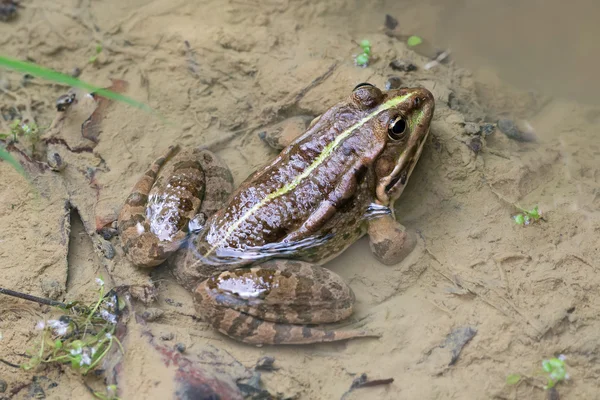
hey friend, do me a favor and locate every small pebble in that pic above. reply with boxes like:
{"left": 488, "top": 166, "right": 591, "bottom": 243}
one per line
{"left": 467, "top": 137, "right": 482, "bottom": 154}
{"left": 463, "top": 122, "right": 480, "bottom": 135}
{"left": 175, "top": 343, "right": 186, "bottom": 353}
{"left": 384, "top": 14, "right": 398, "bottom": 30}
{"left": 385, "top": 76, "right": 403, "bottom": 90}
{"left": 480, "top": 123, "right": 496, "bottom": 136}
{"left": 448, "top": 93, "right": 461, "bottom": 111}
{"left": 40, "top": 280, "right": 62, "bottom": 300}
{"left": 95, "top": 237, "right": 115, "bottom": 259}
{"left": 27, "top": 383, "right": 45, "bottom": 399}
{"left": 98, "top": 227, "right": 117, "bottom": 240}
{"left": 55, "top": 92, "right": 76, "bottom": 112}
{"left": 0, "top": 1, "right": 18, "bottom": 22}
{"left": 141, "top": 308, "right": 164, "bottom": 322}
{"left": 255, "top": 356, "right": 277, "bottom": 371}
{"left": 70, "top": 67, "right": 81, "bottom": 78}
{"left": 165, "top": 298, "right": 183, "bottom": 307}
{"left": 160, "top": 332, "right": 174, "bottom": 341}
{"left": 389, "top": 59, "right": 417, "bottom": 72}
{"left": 497, "top": 119, "right": 536, "bottom": 142}
{"left": 47, "top": 152, "right": 66, "bottom": 172}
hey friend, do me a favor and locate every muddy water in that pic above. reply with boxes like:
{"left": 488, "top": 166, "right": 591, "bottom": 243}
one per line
{"left": 0, "top": 1, "right": 599, "bottom": 399}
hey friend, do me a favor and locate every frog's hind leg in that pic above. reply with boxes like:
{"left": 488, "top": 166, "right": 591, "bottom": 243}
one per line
{"left": 118, "top": 145, "right": 206, "bottom": 268}
{"left": 194, "top": 260, "right": 379, "bottom": 345}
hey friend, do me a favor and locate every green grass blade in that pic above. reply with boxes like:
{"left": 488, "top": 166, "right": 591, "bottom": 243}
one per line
{"left": 0, "top": 55, "right": 153, "bottom": 114}
{"left": 0, "top": 145, "right": 28, "bottom": 178}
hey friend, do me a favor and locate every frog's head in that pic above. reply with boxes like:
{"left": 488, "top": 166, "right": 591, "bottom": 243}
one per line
{"left": 352, "top": 84, "right": 434, "bottom": 208}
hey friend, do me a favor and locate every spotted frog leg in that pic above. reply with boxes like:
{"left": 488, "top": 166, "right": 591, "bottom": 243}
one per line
{"left": 118, "top": 145, "right": 234, "bottom": 267}
{"left": 193, "top": 260, "right": 378, "bottom": 345}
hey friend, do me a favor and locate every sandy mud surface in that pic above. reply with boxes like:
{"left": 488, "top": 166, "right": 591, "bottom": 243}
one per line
{"left": 0, "top": 1, "right": 599, "bottom": 399}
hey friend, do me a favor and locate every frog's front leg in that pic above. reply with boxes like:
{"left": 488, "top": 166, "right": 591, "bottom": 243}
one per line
{"left": 367, "top": 214, "right": 417, "bottom": 265}
{"left": 194, "top": 260, "right": 377, "bottom": 345}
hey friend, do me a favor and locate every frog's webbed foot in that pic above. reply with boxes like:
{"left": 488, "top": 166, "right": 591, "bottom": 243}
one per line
{"left": 193, "top": 260, "right": 379, "bottom": 345}
{"left": 367, "top": 214, "right": 417, "bottom": 265}
{"left": 258, "top": 115, "right": 316, "bottom": 150}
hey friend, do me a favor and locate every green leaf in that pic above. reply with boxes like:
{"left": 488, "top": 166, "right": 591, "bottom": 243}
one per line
{"left": 0, "top": 55, "right": 152, "bottom": 114}
{"left": 506, "top": 373, "right": 521, "bottom": 385}
{"left": 359, "top": 39, "right": 371, "bottom": 49}
{"left": 355, "top": 53, "right": 369, "bottom": 66}
{"left": 407, "top": 35, "right": 423, "bottom": 47}
{"left": 529, "top": 206, "right": 540, "bottom": 219}
{"left": 513, "top": 214, "right": 525, "bottom": 225}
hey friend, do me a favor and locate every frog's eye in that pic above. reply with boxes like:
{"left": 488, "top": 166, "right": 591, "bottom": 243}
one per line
{"left": 353, "top": 82, "right": 375, "bottom": 91}
{"left": 388, "top": 117, "right": 407, "bottom": 140}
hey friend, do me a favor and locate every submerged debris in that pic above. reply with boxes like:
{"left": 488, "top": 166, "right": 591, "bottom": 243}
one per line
{"left": 497, "top": 118, "right": 537, "bottom": 142}
{"left": 384, "top": 14, "right": 398, "bottom": 30}
{"left": 389, "top": 59, "right": 417, "bottom": 72}
{"left": 255, "top": 356, "right": 277, "bottom": 371}
{"left": 341, "top": 373, "right": 394, "bottom": 399}
{"left": 444, "top": 326, "right": 477, "bottom": 366}
{"left": 140, "top": 307, "right": 164, "bottom": 322}
{"left": 385, "top": 76, "right": 403, "bottom": 90}
{"left": 0, "top": 0, "right": 19, "bottom": 22}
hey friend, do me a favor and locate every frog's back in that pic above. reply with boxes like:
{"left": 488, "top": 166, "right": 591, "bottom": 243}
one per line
{"left": 204, "top": 104, "right": 383, "bottom": 255}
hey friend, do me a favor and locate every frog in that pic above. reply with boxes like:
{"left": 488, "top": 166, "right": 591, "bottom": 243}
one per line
{"left": 117, "top": 83, "right": 435, "bottom": 345}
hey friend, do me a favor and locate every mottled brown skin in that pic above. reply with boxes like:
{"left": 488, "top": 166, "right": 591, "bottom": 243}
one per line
{"left": 195, "top": 260, "right": 376, "bottom": 345}
{"left": 117, "top": 145, "right": 233, "bottom": 267}
{"left": 119, "top": 84, "right": 434, "bottom": 345}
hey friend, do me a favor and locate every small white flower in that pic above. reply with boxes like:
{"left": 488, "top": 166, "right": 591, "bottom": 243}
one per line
{"left": 80, "top": 348, "right": 92, "bottom": 366}
{"left": 70, "top": 348, "right": 82, "bottom": 355}
{"left": 136, "top": 222, "right": 145, "bottom": 235}
{"left": 47, "top": 319, "right": 69, "bottom": 336}
{"left": 100, "top": 309, "right": 117, "bottom": 324}
{"left": 35, "top": 321, "right": 46, "bottom": 330}
{"left": 558, "top": 354, "right": 567, "bottom": 361}
{"left": 95, "top": 278, "right": 104, "bottom": 286}
{"left": 91, "top": 347, "right": 97, "bottom": 356}
{"left": 565, "top": 373, "right": 570, "bottom": 380}
{"left": 105, "top": 333, "right": 112, "bottom": 340}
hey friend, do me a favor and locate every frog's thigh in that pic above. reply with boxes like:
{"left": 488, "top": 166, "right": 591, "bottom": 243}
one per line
{"left": 118, "top": 146, "right": 205, "bottom": 267}
{"left": 193, "top": 260, "right": 373, "bottom": 345}
{"left": 367, "top": 214, "right": 417, "bottom": 265}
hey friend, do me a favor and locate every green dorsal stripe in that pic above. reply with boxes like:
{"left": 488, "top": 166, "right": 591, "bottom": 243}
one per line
{"left": 205, "top": 93, "right": 412, "bottom": 256}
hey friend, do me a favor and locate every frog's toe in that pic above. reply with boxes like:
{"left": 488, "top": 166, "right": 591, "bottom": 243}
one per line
{"left": 367, "top": 216, "right": 417, "bottom": 265}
